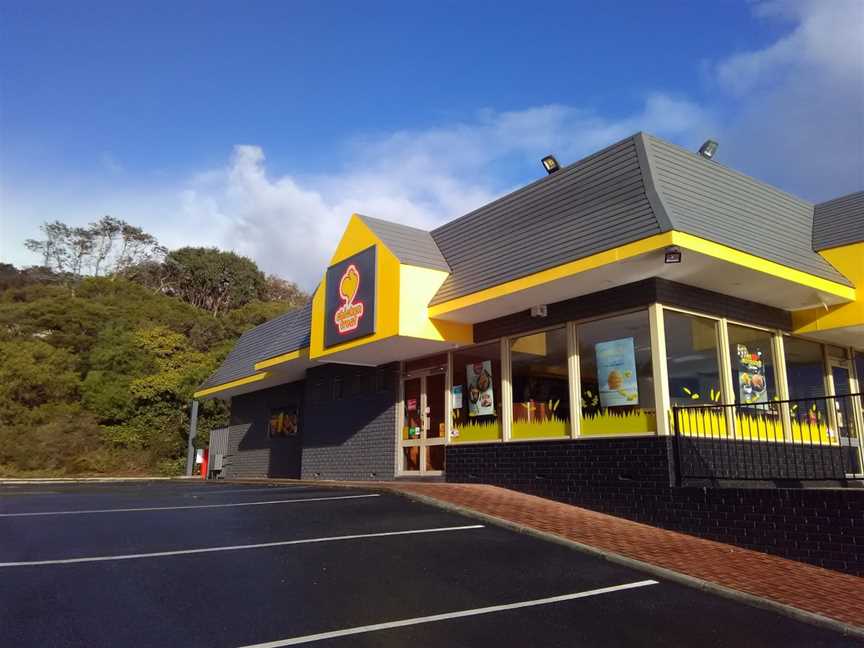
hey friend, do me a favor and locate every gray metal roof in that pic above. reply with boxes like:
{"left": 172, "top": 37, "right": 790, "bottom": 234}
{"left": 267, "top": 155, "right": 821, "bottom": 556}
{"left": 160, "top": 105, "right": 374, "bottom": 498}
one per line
{"left": 641, "top": 134, "right": 850, "bottom": 286}
{"left": 357, "top": 214, "right": 450, "bottom": 271}
{"left": 813, "top": 190, "right": 864, "bottom": 251}
{"left": 430, "top": 135, "right": 662, "bottom": 304}
{"left": 200, "top": 303, "right": 311, "bottom": 389}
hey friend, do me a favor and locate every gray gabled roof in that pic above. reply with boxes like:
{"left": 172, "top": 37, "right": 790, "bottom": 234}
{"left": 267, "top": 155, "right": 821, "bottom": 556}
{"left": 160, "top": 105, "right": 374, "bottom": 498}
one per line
{"left": 813, "top": 190, "right": 864, "bottom": 251}
{"left": 357, "top": 214, "right": 450, "bottom": 271}
{"left": 428, "top": 132, "right": 851, "bottom": 305}
{"left": 430, "top": 135, "right": 662, "bottom": 304}
{"left": 200, "top": 303, "right": 311, "bottom": 389}
{"left": 641, "top": 134, "right": 850, "bottom": 286}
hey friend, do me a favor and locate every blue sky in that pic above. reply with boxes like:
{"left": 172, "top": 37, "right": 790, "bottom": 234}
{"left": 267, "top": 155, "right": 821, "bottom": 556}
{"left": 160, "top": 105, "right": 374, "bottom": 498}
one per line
{"left": 2, "top": 1, "right": 862, "bottom": 287}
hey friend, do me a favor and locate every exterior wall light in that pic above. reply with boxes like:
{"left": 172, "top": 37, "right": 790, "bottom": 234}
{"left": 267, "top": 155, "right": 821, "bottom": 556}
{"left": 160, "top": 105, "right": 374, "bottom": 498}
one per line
{"left": 664, "top": 246, "right": 682, "bottom": 264}
{"left": 541, "top": 155, "right": 560, "bottom": 174}
{"left": 698, "top": 139, "right": 719, "bottom": 160}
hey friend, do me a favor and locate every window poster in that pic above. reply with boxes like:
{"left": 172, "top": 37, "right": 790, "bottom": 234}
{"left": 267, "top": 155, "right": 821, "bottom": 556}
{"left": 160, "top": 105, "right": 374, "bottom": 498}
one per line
{"left": 451, "top": 385, "right": 463, "bottom": 410}
{"left": 736, "top": 344, "right": 767, "bottom": 404}
{"left": 268, "top": 405, "right": 299, "bottom": 438}
{"left": 595, "top": 337, "right": 639, "bottom": 407}
{"left": 466, "top": 361, "right": 495, "bottom": 417}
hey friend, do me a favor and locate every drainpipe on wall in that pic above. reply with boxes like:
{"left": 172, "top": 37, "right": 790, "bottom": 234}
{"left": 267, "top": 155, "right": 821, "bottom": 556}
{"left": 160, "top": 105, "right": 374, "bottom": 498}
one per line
{"left": 185, "top": 400, "right": 199, "bottom": 477}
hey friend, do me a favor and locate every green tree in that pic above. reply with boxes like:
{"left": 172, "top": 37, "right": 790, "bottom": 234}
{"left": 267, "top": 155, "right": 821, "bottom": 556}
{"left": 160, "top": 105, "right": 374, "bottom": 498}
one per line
{"left": 162, "top": 247, "right": 266, "bottom": 315}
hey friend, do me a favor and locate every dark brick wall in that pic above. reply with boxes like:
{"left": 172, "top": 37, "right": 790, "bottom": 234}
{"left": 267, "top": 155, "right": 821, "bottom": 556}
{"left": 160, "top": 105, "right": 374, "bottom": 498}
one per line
{"left": 474, "top": 278, "right": 791, "bottom": 342}
{"left": 300, "top": 362, "right": 399, "bottom": 481}
{"left": 226, "top": 382, "right": 305, "bottom": 479}
{"left": 675, "top": 437, "right": 861, "bottom": 482}
{"left": 446, "top": 438, "right": 864, "bottom": 575}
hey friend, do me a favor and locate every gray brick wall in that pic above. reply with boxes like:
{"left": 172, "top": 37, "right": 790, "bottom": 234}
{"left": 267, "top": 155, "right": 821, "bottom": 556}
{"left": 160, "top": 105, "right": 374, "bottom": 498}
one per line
{"left": 224, "top": 382, "right": 304, "bottom": 479}
{"left": 300, "top": 362, "right": 399, "bottom": 481}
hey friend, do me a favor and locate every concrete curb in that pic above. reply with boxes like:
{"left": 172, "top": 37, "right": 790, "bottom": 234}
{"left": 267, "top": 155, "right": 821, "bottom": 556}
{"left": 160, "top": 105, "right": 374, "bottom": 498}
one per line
{"left": 0, "top": 477, "right": 177, "bottom": 484}
{"left": 223, "top": 478, "right": 864, "bottom": 638}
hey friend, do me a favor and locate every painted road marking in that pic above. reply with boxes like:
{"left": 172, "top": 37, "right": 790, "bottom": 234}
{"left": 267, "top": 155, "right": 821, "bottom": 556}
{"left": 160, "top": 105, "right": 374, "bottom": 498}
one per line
{"left": 0, "top": 524, "right": 485, "bottom": 567}
{"left": 235, "top": 580, "right": 660, "bottom": 647}
{"left": 0, "top": 494, "right": 380, "bottom": 518}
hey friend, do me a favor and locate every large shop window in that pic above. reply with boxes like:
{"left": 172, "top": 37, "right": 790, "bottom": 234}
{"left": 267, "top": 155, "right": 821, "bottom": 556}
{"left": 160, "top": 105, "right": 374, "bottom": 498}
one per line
{"left": 727, "top": 324, "right": 778, "bottom": 404}
{"left": 783, "top": 336, "right": 834, "bottom": 439}
{"left": 784, "top": 337, "right": 827, "bottom": 400}
{"left": 665, "top": 311, "right": 722, "bottom": 407}
{"left": 451, "top": 342, "right": 502, "bottom": 442}
{"left": 579, "top": 311, "right": 656, "bottom": 435}
{"left": 510, "top": 327, "right": 570, "bottom": 439}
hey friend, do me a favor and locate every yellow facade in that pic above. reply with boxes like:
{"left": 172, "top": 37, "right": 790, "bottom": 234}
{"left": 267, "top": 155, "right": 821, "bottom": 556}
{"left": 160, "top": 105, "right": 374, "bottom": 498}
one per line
{"left": 792, "top": 242, "right": 864, "bottom": 335}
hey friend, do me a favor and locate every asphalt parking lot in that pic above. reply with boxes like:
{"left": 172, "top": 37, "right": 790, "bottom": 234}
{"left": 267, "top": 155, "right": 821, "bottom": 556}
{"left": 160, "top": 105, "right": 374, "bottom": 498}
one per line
{"left": 0, "top": 481, "right": 856, "bottom": 647}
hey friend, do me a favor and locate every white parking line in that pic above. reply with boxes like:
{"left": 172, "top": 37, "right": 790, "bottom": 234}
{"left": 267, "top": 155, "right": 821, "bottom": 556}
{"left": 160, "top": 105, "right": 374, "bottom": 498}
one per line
{"left": 0, "top": 524, "right": 485, "bottom": 567}
{"left": 0, "top": 494, "right": 380, "bottom": 517}
{"left": 235, "top": 580, "right": 660, "bottom": 647}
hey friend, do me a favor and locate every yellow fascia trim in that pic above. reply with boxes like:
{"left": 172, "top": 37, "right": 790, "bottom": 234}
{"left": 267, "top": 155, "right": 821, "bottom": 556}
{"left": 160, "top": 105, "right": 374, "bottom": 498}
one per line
{"left": 428, "top": 233, "right": 675, "bottom": 317}
{"left": 792, "top": 241, "right": 864, "bottom": 333}
{"left": 428, "top": 231, "right": 857, "bottom": 317}
{"left": 670, "top": 232, "right": 857, "bottom": 301}
{"left": 193, "top": 372, "right": 270, "bottom": 398}
{"left": 254, "top": 346, "right": 309, "bottom": 371}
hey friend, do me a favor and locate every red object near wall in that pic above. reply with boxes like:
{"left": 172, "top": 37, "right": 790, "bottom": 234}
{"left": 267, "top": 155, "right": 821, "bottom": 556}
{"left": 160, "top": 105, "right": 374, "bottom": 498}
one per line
{"left": 200, "top": 448, "right": 209, "bottom": 479}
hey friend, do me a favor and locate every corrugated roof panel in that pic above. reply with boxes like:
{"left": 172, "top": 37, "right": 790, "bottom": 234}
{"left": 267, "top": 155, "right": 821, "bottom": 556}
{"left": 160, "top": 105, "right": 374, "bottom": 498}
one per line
{"left": 429, "top": 136, "right": 662, "bottom": 304}
{"left": 644, "top": 135, "right": 851, "bottom": 286}
{"left": 813, "top": 190, "right": 864, "bottom": 251}
{"left": 200, "top": 303, "right": 311, "bottom": 389}
{"left": 356, "top": 215, "right": 450, "bottom": 271}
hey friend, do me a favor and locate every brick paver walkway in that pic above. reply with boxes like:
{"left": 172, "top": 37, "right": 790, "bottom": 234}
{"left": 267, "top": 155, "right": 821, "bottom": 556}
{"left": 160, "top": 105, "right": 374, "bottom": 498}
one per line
{"left": 362, "top": 482, "right": 864, "bottom": 629}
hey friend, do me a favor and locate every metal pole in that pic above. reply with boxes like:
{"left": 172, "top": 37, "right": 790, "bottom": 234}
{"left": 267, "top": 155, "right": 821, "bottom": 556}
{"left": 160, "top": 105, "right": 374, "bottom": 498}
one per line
{"left": 185, "top": 400, "right": 199, "bottom": 477}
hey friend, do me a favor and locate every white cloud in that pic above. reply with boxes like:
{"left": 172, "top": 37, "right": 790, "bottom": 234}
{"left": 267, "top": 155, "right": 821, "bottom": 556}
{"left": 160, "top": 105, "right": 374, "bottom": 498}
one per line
{"left": 709, "top": 0, "right": 864, "bottom": 198}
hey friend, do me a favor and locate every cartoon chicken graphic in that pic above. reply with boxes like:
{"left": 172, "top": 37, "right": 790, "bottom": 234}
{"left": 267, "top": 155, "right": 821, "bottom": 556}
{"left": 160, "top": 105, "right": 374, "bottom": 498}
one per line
{"left": 334, "top": 263, "right": 364, "bottom": 333}
{"left": 339, "top": 264, "right": 360, "bottom": 306}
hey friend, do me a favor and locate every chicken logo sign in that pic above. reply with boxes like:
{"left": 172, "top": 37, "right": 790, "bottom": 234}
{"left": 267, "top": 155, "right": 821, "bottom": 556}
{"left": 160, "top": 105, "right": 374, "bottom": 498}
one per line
{"left": 324, "top": 245, "right": 376, "bottom": 347}
{"left": 334, "top": 264, "right": 364, "bottom": 333}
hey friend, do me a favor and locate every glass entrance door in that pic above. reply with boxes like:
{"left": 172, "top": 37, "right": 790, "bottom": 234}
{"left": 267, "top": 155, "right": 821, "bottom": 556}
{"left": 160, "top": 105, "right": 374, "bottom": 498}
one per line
{"left": 400, "top": 371, "right": 446, "bottom": 475}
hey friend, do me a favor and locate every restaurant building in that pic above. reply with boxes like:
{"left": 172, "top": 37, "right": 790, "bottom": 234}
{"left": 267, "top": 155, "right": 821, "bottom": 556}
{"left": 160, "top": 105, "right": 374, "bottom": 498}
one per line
{"left": 195, "top": 132, "right": 864, "bottom": 490}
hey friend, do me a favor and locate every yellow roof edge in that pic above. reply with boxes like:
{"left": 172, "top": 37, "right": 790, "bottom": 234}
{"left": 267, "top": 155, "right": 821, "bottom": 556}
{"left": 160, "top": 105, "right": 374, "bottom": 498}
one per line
{"left": 427, "top": 233, "right": 674, "bottom": 317}
{"left": 427, "top": 231, "right": 857, "bottom": 318}
{"left": 670, "top": 232, "right": 857, "bottom": 301}
{"left": 254, "top": 347, "right": 310, "bottom": 371}
{"left": 193, "top": 372, "right": 270, "bottom": 399}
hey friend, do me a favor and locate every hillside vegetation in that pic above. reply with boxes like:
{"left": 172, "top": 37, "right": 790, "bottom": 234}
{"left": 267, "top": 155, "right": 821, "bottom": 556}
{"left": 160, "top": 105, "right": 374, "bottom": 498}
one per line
{"left": 1, "top": 220, "right": 307, "bottom": 476}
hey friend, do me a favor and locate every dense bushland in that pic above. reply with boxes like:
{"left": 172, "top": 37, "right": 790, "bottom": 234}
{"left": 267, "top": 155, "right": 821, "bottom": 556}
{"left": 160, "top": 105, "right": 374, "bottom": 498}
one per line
{"left": 0, "top": 228, "right": 307, "bottom": 476}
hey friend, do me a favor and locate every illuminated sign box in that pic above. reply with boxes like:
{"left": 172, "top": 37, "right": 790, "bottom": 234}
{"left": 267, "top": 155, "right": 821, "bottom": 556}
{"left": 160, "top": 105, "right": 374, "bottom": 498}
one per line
{"left": 324, "top": 245, "right": 376, "bottom": 348}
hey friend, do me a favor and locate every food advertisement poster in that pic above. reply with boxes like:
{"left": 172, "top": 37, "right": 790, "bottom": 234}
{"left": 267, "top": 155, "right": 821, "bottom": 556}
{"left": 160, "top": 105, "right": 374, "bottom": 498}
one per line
{"left": 595, "top": 337, "right": 639, "bottom": 407}
{"left": 736, "top": 344, "right": 767, "bottom": 404}
{"left": 268, "top": 405, "right": 299, "bottom": 438}
{"left": 466, "top": 361, "right": 494, "bottom": 417}
{"left": 451, "top": 385, "right": 463, "bottom": 410}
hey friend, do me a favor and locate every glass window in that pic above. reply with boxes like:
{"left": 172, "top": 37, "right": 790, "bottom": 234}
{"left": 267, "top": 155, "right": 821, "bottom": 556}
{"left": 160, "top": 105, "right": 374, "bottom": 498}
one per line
{"left": 510, "top": 327, "right": 570, "bottom": 439}
{"left": 579, "top": 311, "right": 655, "bottom": 435}
{"left": 727, "top": 324, "right": 778, "bottom": 404}
{"left": 451, "top": 342, "right": 502, "bottom": 442}
{"left": 784, "top": 337, "right": 826, "bottom": 399}
{"left": 855, "top": 351, "right": 864, "bottom": 391}
{"left": 665, "top": 311, "right": 722, "bottom": 407}
{"left": 783, "top": 337, "right": 833, "bottom": 437}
